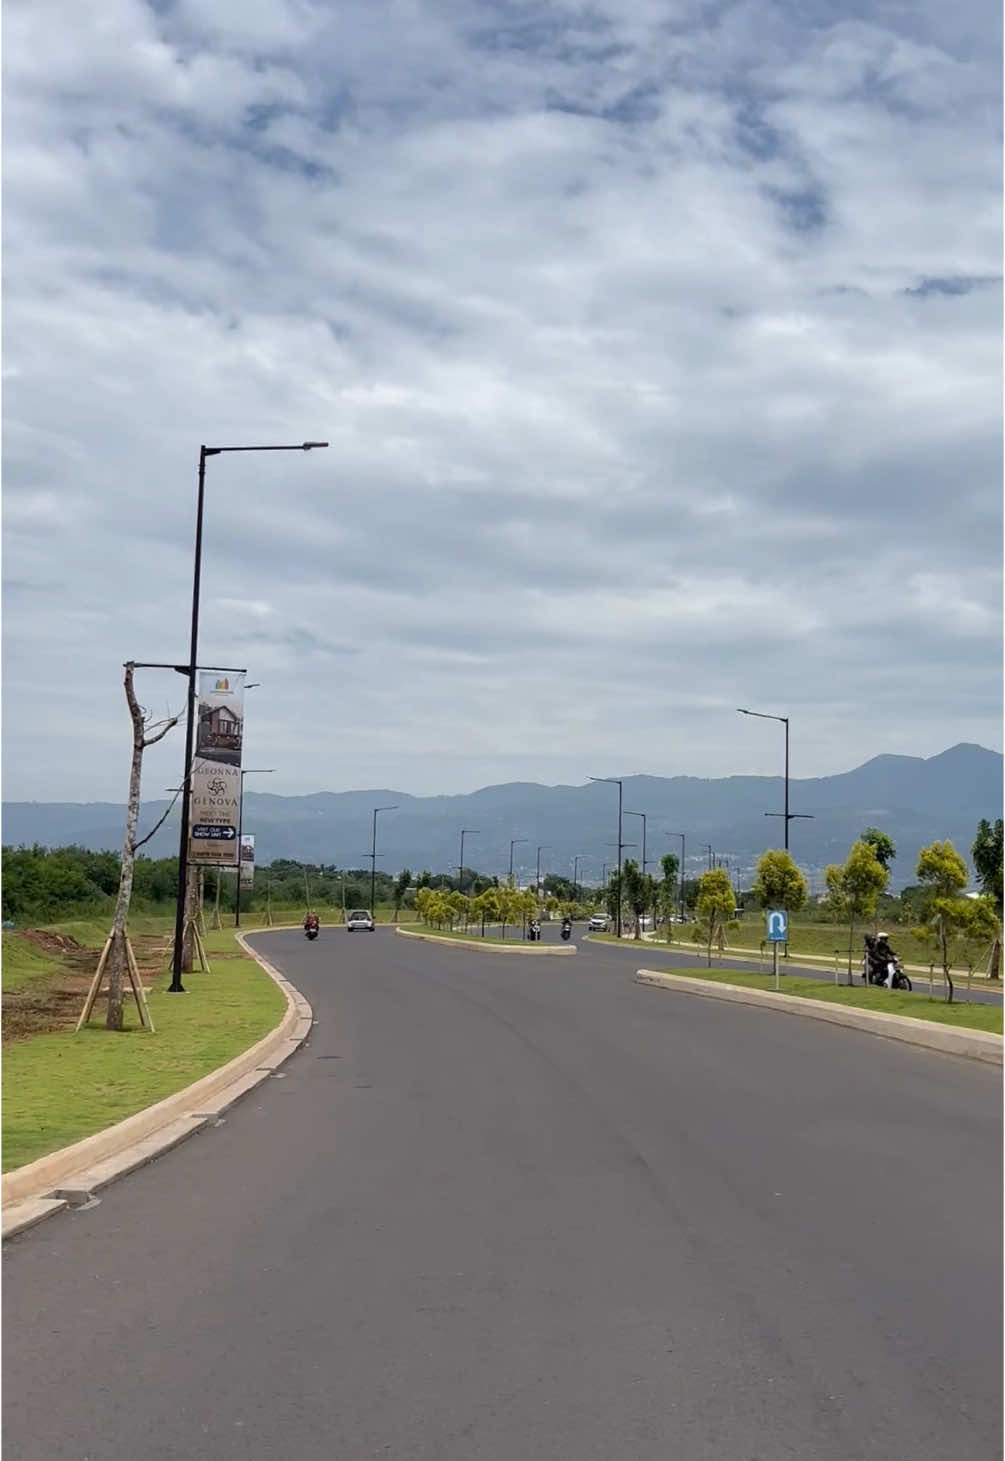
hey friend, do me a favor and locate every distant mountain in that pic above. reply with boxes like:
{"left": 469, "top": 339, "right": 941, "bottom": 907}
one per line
{"left": 3, "top": 743, "right": 1000, "bottom": 890}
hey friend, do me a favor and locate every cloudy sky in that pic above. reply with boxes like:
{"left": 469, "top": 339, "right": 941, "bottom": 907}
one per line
{"left": 4, "top": 0, "right": 1001, "bottom": 804}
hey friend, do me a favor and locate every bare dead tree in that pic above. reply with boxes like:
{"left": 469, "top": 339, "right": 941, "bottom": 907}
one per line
{"left": 104, "top": 663, "right": 182, "bottom": 1030}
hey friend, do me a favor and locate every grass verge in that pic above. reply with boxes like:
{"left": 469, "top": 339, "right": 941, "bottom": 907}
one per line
{"left": 648, "top": 966, "right": 1004, "bottom": 1035}
{"left": 2, "top": 927, "right": 286, "bottom": 1173}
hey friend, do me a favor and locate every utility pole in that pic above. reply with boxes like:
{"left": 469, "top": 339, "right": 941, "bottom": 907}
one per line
{"left": 590, "top": 777, "right": 624, "bottom": 938}
{"left": 508, "top": 837, "right": 527, "bottom": 886}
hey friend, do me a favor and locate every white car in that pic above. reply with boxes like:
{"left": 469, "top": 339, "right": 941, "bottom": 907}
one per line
{"left": 587, "top": 915, "right": 609, "bottom": 932}
{"left": 346, "top": 909, "right": 375, "bottom": 932}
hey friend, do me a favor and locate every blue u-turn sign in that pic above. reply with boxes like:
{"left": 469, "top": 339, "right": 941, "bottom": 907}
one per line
{"left": 766, "top": 910, "right": 788, "bottom": 942}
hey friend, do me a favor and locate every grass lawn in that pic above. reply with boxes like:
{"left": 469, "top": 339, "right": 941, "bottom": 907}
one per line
{"left": 2, "top": 933, "right": 74, "bottom": 994}
{"left": 2, "top": 926, "right": 286, "bottom": 1173}
{"left": 647, "top": 966, "right": 1004, "bottom": 1035}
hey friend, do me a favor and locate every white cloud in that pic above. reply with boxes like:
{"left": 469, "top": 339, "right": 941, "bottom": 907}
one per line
{"left": 2, "top": 0, "right": 1000, "bottom": 804}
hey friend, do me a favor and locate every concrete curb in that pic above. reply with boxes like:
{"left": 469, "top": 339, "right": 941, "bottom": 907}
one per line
{"left": 635, "top": 970, "right": 1003, "bottom": 1065}
{"left": 2, "top": 933, "right": 313, "bottom": 1240}
{"left": 395, "top": 926, "right": 576, "bottom": 957}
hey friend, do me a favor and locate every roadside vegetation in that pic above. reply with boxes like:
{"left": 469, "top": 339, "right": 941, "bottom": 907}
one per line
{"left": 2, "top": 924, "right": 285, "bottom": 1172}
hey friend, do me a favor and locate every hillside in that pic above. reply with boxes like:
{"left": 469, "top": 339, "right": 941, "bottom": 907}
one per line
{"left": 3, "top": 743, "right": 1000, "bottom": 890}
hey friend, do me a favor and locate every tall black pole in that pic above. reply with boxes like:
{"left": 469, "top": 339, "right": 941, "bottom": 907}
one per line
{"left": 169, "top": 445, "right": 210, "bottom": 992}
{"left": 783, "top": 716, "right": 790, "bottom": 852}
{"left": 235, "top": 771, "right": 245, "bottom": 929}
{"left": 680, "top": 833, "right": 686, "bottom": 920}
{"left": 509, "top": 837, "right": 526, "bottom": 885}
{"left": 573, "top": 855, "right": 581, "bottom": 904}
{"left": 370, "top": 808, "right": 378, "bottom": 913}
{"left": 616, "top": 780, "right": 623, "bottom": 938}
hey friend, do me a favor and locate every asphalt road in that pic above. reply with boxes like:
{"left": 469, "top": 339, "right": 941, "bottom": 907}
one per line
{"left": 3, "top": 928, "right": 1001, "bottom": 1460}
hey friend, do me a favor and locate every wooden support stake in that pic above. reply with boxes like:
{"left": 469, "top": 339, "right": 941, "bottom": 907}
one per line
{"left": 75, "top": 937, "right": 112, "bottom": 1032}
{"left": 125, "top": 938, "right": 155, "bottom": 1032}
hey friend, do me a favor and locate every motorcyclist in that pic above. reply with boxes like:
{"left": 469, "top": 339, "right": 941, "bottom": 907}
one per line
{"left": 875, "top": 932, "right": 896, "bottom": 987}
{"left": 304, "top": 910, "right": 319, "bottom": 933}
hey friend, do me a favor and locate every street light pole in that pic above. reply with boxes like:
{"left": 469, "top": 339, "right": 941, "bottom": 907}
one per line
{"left": 370, "top": 805, "right": 398, "bottom": 915}
{"left": 509, "top": 837, "right": 527, "bottom": 885}
{"left": 169, "top": 441, "right": 328, "bottom": 993}
{"left": 665, "top": 831, "right": 686, "bottom": 922}
{"left": 459, "top": 828, "right": 479, "bottom": 896}
{"left": 536, "top": 845, "right": 551, "bottom": 899}
{"left": 737, "top": 708, "right": 813, "bottom": 851}
{"left": 235, "top": 763, "right": 273, "bottom": 928}
{"left": 572, "top": 855, "right": 583, "bottom": 904}
{"left": 590, "top": 777, "right": 624, "bottom": 938}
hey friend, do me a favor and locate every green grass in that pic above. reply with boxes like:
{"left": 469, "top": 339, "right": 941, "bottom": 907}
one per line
{"left": 1, "top": 933, "right": 71, "bottom": 993}
{"left": 2, "top": 929, "right": 286, "bottom": 1173}
{"left": 648, "top": 966, "right": 1004, "bottom": 1035}
{"left": 594, "top": 920, "right": 997, "bottom": 977}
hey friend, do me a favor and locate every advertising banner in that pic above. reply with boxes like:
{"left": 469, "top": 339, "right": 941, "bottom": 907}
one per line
{"left": 239, "top": 834, "right": 255, "bottom": 889}
{"left": 188, "top": 672, "right": 245, "bottom": 866}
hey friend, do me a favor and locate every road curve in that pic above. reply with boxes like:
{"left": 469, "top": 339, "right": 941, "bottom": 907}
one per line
{"left": 3, "top": 928, "right": 1000, "bottom": 1460}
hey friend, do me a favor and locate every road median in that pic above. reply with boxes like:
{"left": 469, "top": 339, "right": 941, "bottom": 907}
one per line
{"left": 635, "top": 968, "right": 1003, "bottom": 1064}
{"left": 396, "top": 926, "right": 576, "bottom": 956}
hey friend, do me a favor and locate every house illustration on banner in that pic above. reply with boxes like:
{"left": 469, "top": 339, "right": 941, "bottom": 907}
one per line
{"left": 196, "top": 701, "right": 243, "bottom": 765}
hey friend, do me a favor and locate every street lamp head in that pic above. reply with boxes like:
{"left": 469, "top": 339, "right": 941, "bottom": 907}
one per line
{"left": 302, "top": 441, "right": 329, "bottom": 450}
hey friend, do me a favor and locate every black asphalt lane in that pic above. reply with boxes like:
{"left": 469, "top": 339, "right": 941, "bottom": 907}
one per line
{"left": 3, "top": 928, "right": 1000, "bottom": 1460}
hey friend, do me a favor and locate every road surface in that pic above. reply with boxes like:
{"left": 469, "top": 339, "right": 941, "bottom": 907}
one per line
{"left": 3, "top": 928, "right": 1000, "bottom": 1460}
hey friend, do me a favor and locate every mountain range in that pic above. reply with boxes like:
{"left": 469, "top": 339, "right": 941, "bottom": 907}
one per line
{"left": 3, "top": 743, "right": 1000, "bottom": 891}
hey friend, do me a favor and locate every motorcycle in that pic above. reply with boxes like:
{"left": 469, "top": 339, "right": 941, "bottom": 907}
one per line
{"left": 862, "top": 934, "right": 911, "bottom": 991}
{"left": 560, "top": 921, "right": 572, "bottom": 942}
{"left": 304, "top": 920, "right": 319, "bottom": 942}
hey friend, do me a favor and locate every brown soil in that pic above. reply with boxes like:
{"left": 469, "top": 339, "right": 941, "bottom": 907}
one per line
{"left": 2, "top": 934, "right": 169, "bottom": 1044}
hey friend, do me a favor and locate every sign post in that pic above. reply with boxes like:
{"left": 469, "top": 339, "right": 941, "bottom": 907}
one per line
{"left": 766, "top": 909, "right": 788, "bottom": 991}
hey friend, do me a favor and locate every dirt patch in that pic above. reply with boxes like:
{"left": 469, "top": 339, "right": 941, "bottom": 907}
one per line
{"left": 2, "top": 933, "right": 170, "bottom": 1044}
{"left": 20, "top": 930, "right": 82, "bottom": 955}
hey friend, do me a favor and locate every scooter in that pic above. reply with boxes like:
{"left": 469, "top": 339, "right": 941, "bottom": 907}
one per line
{"left": 304, "top": 921, "right": 319, "bottom": 942}
{"left": 862, "top": 935, "right": 911, "bottom": 990}
{"left": 527, "top": 920, "right": 542, "bottom": 942}
{"left": 560, "top": 921, "right": 572, "bottom": 942}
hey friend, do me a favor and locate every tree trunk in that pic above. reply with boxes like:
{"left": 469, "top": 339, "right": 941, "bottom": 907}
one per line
{"left": 106, "top": 665, "right": 147, "bottom": 1030}
{"left": 941, "top": 916, "right": 954, "bottom": 1003}
{"left": 989, "top": 937, "right": 1001, "bottom": 981}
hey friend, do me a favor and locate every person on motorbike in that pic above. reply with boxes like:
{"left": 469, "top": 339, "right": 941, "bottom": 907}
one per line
{"left": 875, "top": 932, "right": 896, "bottom": 987}
{"left": 304, "top": 911, "right": 319, "bottom": 933}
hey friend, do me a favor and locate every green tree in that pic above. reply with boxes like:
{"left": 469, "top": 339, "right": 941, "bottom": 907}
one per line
{"left": 656, "top": 853, "right": 679, "bottom": 941}
{"left": 605, "top": 869, "right": 622, "bottom": 931}
{"left": 825, "top": 840, "right": 889, "bottom": 984}
{"left": 621, "top": 859, "right": 648, "bottom": 940}
{"left": 751, "top": 850, "right": 808, "bottom": 919}
{"left": 694, "top": 868, "right": 736, "bottom": 967}
{"left": 971, "top": 819, "right": 1003, "bottom": 915}
{"left": 472, "top": 886, "right": 502, "bottom": 935}
{"left": 916, "top": 839, "right": 969, "bottom": 1003}
{"left": 392, "top": 867, "right": 412, "bottom": 923}
{"left": 861, "top": 827, "right": 897, "bottom": 872}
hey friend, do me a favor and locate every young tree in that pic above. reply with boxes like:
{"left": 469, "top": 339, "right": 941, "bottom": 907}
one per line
{"left": 971, "top": 819, "right": 1003, "bottom": 915}
{"left": 473, "top": 886, "right": 502, "bottom": 936}
{"left": 392, "top": 867, "right": 412, "bottom": 923}
{"left": 694, "top": 868, "right": 736, "bottom": 967}
{"left": 860, "top": 827, "right": 897, "bottom": 872}
{"left": 620, "top": 859, "right": 648, "bottom": 939}
{"left": 824, "top": 840, "right": 889, "bottom": 985}
{"left": 916, "top": 840, "right": 969, "bottom": 1003}
{"left": 657, "top": 853, "right": 679, "bottom": 941}
{"left": 101, "top": 664, "right": 182, "bottom": 1030}
{"left": 605, "top": 869, "right": 622, "bottom": 931}
{"left": 752, "top": 850, "right": 808, "bottom": 916}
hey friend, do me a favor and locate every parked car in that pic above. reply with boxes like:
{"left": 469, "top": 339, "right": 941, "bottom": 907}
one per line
{"left": 587, "top": 915, "right": 609, "bottom": 932}
{"left": 346, "top": 909, "right": 375, "bottom": 932}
